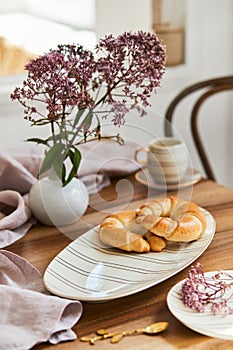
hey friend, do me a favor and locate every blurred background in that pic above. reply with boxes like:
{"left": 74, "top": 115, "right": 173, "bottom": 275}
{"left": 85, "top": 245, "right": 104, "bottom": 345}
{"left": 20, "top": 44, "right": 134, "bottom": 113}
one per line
{"left": 0, "top": 0, "right": 232, "bottom": 187}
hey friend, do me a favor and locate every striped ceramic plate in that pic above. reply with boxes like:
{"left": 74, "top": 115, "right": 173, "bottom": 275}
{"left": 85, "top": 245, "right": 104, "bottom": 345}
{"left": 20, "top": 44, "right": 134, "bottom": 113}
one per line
{"left": 167, "top": 270, "right": 233, "bottom": 340}
{"left": 43, "top": 209, "right": 216, "bottom": 302}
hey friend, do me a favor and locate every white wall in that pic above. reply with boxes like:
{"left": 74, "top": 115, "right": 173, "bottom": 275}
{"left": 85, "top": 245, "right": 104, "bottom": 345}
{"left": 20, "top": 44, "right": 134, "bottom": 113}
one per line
{"left": 164, "top": 0, "right": 233, "bottom": 187}
{"left": 0, "top": 1, "right": 19, "bottom": 12}
{"left": 0, "top": 0, "right": 95, "bottom": 29}
{"left": 96, "top": 0, "right": 152, "bottom": 38}
{"left": 96, "top": 0, "right": 233, "bottom": 187}
{"left": 22, "top": 0, "right": 95, "bottom": 29}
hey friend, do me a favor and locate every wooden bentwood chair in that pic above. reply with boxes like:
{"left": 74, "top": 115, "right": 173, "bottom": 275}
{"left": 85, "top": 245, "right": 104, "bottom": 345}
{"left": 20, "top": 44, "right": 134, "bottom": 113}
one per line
{"left": 164, "top": 76, "right": 233, "bottom": 181}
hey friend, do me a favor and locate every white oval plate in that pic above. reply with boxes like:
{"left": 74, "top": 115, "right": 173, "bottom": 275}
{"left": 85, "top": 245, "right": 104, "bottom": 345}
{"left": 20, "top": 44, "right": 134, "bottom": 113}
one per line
{"left": 167, "top": 270, "right": 233, "bottom": 340}
{"left": 43, "top": 209, "right": 215, "bottom": 302}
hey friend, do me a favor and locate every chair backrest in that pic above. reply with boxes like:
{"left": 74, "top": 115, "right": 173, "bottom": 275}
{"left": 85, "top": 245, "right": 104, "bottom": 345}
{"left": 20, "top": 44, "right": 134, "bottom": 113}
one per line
{"left": 164, "top": 76, "right": 233, "bottom": 181}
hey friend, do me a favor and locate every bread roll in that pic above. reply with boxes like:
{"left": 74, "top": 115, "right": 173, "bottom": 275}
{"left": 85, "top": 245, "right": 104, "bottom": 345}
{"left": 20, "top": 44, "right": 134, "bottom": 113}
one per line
{"left": 144, "top": 232, "right": 167, "bottom": 252}
{"left": 99, "top": 197, "right": 206, "bottom": 252}
{"left": 99, "top": 210, "right": 150, "bottom": 253}
{"left": 137, "top": 196, "right": 206, "bottom": 242}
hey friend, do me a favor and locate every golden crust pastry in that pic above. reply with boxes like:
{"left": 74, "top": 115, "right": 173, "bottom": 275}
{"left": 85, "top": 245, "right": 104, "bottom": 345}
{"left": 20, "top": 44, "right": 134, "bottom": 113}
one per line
{"left": 136, "top": 196, "right": 207, "bottom": 242}
{"left": 99, "top": 196, "right": 207, "bottom": 253}
{"left": 144, "top": 232, "right": 167, "bottom": 252}
{"left": 99, "top": 210, "right": 150, "bottom": 253}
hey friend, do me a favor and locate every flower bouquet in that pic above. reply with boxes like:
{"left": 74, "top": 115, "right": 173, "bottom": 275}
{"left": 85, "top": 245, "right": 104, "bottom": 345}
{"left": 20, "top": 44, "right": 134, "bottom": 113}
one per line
{"left": 11, "top": 31, "right": 166, "bottom": 226}
{"left": 11, "top": 31, "right": 166, "bottom": 186}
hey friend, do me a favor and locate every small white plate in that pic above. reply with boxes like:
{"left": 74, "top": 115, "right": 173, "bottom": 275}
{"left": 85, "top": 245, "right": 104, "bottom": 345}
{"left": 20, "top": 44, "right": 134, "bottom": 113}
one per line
{"left": 167, "top": 270, "right": 233, "bottom": 340}
{"left": 43, "top": 209, "right": 215, "bottom": 302}
{"left": 135, "top": 168, "right": 202, "bottom": 191}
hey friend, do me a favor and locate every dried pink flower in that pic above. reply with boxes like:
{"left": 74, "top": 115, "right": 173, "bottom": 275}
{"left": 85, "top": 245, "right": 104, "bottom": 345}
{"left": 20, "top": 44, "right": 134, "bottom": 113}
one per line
{"left": 10, "top": 31, "right": 166, "bottom": 186}
{"left": 181, "top": 263, "right": 233, "bottom": 315}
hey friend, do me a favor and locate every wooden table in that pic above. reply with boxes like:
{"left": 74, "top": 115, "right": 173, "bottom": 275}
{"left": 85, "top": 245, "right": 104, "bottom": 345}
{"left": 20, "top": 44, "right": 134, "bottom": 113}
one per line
{"left": 8, "top": 174, "right": 233, "bottom": 349}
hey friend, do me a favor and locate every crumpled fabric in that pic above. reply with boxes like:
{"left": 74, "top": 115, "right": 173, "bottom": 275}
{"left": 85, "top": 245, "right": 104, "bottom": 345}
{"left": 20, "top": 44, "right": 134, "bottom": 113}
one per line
{"left": 0, "top": 250, "right": 83, "bottom": 349}
{"left": 0, "top": 140, "right": 141, "bottom": 247}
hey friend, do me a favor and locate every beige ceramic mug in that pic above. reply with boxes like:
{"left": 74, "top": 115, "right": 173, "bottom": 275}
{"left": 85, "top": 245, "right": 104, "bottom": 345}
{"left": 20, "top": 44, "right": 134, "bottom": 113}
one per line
{"left": 134, "top": 137, "right": 189, "bottom": 184}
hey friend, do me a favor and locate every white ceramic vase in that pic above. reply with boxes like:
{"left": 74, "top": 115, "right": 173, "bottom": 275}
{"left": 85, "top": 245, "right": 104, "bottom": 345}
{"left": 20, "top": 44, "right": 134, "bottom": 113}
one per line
{"left": 28, "top": 169, "right": 89, "bottom": 226}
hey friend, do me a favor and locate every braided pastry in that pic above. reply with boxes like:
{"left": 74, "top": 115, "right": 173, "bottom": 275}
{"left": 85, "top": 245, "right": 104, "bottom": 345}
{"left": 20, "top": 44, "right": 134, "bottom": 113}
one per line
{"left": 136, "top": 196, "right": 206, "bottom": 242}
{"left": 99, "top": 210, "right": 150, "bottom": 253}
{"left": 99, "top": 197, "right": 206, "bottom": 253}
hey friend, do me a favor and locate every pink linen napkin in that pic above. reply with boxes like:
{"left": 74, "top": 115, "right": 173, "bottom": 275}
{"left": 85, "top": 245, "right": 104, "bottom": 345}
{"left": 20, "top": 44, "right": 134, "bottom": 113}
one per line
{"left": 0, "top": 140, "right": 141, "bottom": 248}
{"left": 0, "top": 190, "right": 35, "bottom": 248}
{"left": 0, "top": 250, "right": 83, "bottom": 349}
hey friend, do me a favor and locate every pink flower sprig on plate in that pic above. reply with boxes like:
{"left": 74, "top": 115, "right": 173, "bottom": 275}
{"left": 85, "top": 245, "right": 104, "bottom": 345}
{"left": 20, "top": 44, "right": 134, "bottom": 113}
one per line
{"left": 181, "top": 263, "right": 233, "bottom": 315}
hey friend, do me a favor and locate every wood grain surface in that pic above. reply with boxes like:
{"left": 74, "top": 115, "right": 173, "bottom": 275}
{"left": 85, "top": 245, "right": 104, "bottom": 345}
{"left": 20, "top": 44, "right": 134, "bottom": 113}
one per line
{"left": 8, "top": 175, "right": 233, "bottom": 349}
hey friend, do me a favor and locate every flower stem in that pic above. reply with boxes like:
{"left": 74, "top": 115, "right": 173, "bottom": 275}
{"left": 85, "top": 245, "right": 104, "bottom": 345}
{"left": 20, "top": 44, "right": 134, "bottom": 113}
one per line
{"left": 50, "top": 121, "right": 56, "bottom": 145}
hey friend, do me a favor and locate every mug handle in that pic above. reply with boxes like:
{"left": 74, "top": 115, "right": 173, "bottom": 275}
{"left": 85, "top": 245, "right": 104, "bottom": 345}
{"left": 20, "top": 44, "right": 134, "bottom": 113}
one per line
{"left": 134, "top": 147, "right": 149, "bottom": 165}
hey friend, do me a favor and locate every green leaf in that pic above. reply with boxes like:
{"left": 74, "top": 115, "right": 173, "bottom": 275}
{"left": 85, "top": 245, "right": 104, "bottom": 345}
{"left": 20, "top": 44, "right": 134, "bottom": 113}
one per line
{"left": 31, "top": 119, "right": 50, "bottom": 126}
{"left": 39, "top": 143, "right": 66, "bottom": 175}
{"left": 53, "top": 154, "right": 66, "bottom": 180}
{"left": 74, "top": 109, "right": 94, "bottom": 132}
{"left": 82, "top": 110, "right": 93, "bottom": 129}
{"left": 73, "top": 108, "right": 85, "bottom": 127}
{"left": 62, "top": 148, "right": 81, "bottom": 186}
{"left": 26, "top": 137, "right": 49, "bottom": 145}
